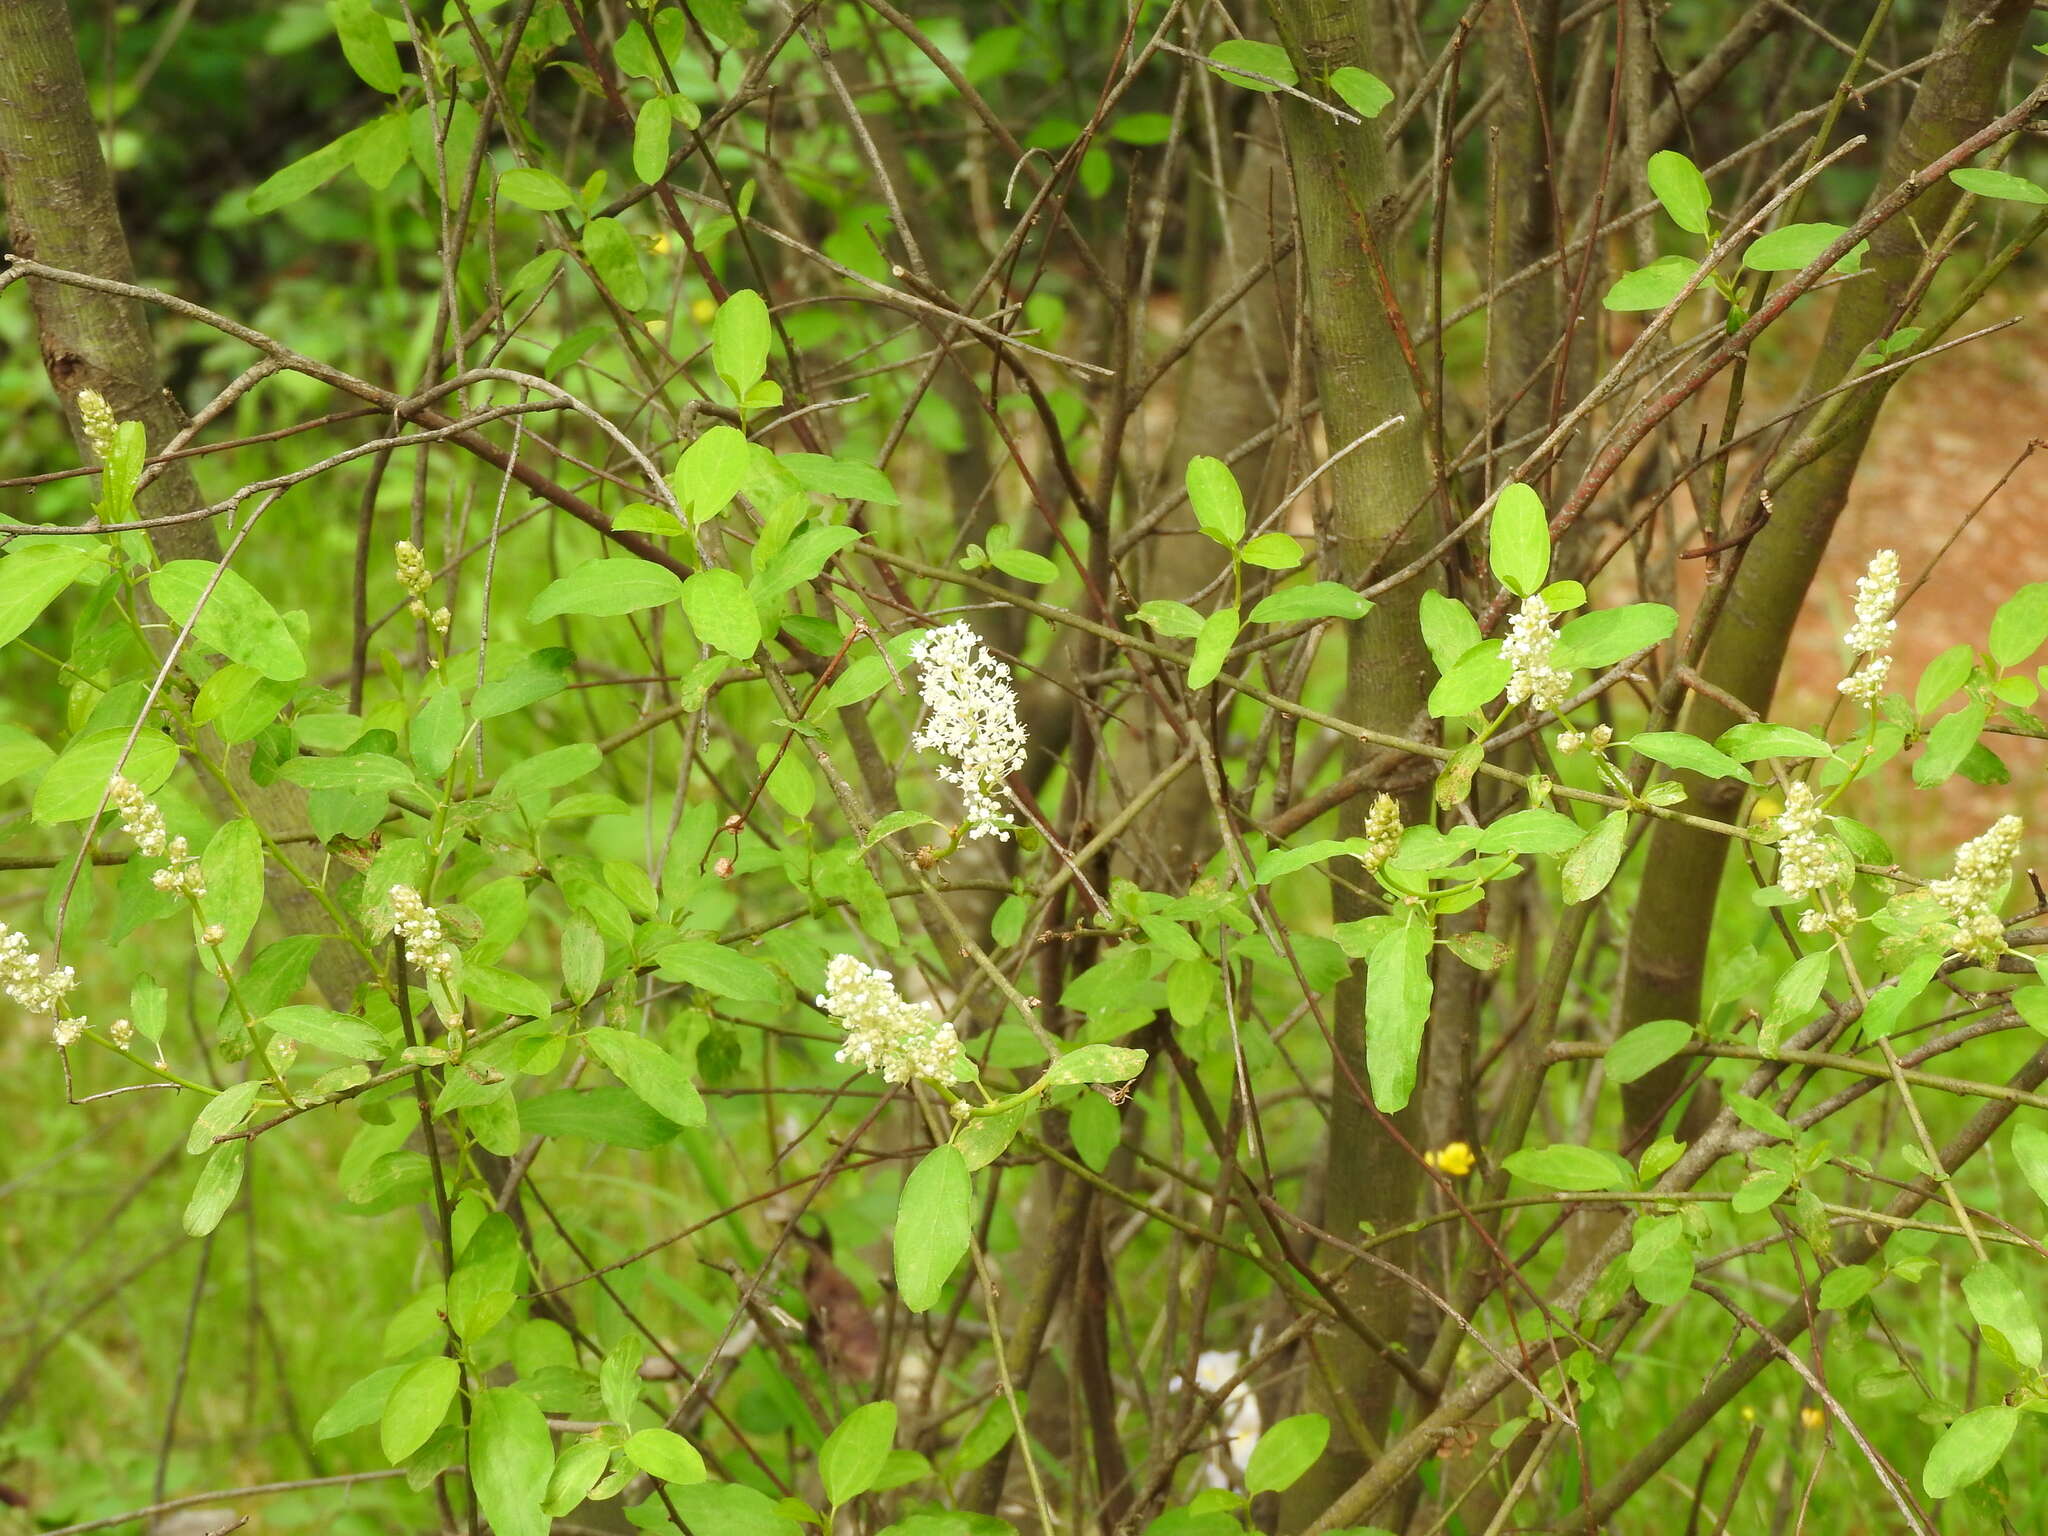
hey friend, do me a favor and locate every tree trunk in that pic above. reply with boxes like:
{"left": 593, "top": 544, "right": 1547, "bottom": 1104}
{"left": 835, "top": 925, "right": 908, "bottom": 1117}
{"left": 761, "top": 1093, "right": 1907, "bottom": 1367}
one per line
{"left": 1263, "top": 0, "right": 1442, "bottom": 1518}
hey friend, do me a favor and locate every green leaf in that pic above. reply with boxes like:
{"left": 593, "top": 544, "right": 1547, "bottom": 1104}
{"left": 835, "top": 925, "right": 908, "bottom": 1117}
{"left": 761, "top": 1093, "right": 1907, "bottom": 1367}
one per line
{"left": 1187, "top": 606, "right": 1239, "bottom": 689}
{"left": 584, "top": 1026, "right": 706, "bottom": 1127}
{"left": 991, "top": 545, "right": 1058, "bottom": 583}
{"left": 528, "top": 557, "right": 684, "bottom": 622}
{"left": 1245, "top": 1413, "right": 1330, "bottom": 1496}
{"left": 1989, "top": 582, "right": 2048, "bottom": 668}
{"left": 583, "top": 216, "right": 646, "bottom": 310}
{"left": 1135, "top": 599, "right": 1206, "bottom": 637}
{"left": 1602, "top": 255, "right": 1696, "bottom": 312}
{"left": 1963, "top": 1262, "right": 2041, "bottom": 1370}
{"left": 1759, "top": 950, "right": 1830, "bottom": 1058}
{"left": 1818, "top": 1263, "right": 1878, "bottom": 1310}
{"left": 1419, "top": 588, "right": 1482, "bottom": 673}
{"left": 152, "top": 560, "right": 306, "bottom": 681}
{"left": 1327, "top": 66, "right": 1392, "bottom": 119}
{"left": 1914, "top": 701, "right": 1988, "bottom": 788}
{"left": 1476, "top": 808, "right": 1584, "bottom": 855}
{"left": 1725, "top": 1093, "right": 1796, "bottom": 1142}
{"left": 518, "top": 1087, "right": 681, "bottom": 1149}
{"left": 1427, "top": 641, "right": 1508, "bottom": 718}
{"left": 471, "top": 1388, "right": 554, "bottom": 1536}
{"left": 654, "top": 940, "right": 781, "bottom": 1002}
{"left": 1561, "top": 810, "right": 1627, "bottom": 903}
{"left": 1743, "top": 222, "right": 1859, "bottom": 273}
{"left": 1206, "top": 39, "right": 1296, "bottom": 91}
{"left": 199, "top": 817, "right": 264, "bottom": 960}
{"left": 545, "top": 1440, "right": 613, "bottom": 1517}
{"left": 713, "top": 289, "right": 772, "bottom": 399}
{"left": 634, "top": 96, "right": 674, "bottom": 185}
{"left": 499, "top": 166, "right": 576, "bottom": 211}
{"left": 35, "top": 727, "right": 178, "bottom": 824}
{"left": 1503, "top": 1143, "right": 1629, "bottom": 1192}
{"left": 864, "top": 809, "right": 940, "bottom": 848}
{"left": 681, "top": 568, "right": 761, "bottom": 658}
{"left": 187, "top": 1080, "right": 262, "bottom": 1154}
{"left": 1365, "top": 912, "right": 1431, "bottom": 1112}
{"left": 1489, "top": 483, "right": 1550, "bottom": 597}
{"left": 1555, "top": 603, "right": 1675, "bottom": 669}
{"left": 2011, "top": 1122, "right": 2048, "bottom": 1211}
{"left": 895, "top": 1144, "right": 972, "bottom": 1313}
{"left": 1249, "top": 582, "right": 1371, "bottom": 623}
{"left": 0, "top": 545, "right": 96, "bottom": 648}
{"left": 663, "top": 1483, "right": 802, "bottom": 1536}
{"left": 247, "top": 125, "right": 370, "bottom": 213}
{"left": 674, "top": 424, "right": 751, "bottom": 524}
{"left": 1047, "top": 1044, "right": 1147, "bottom": 1086}
{"left": 328, "top": 0, "right": 403, "bottom": 91}
{"left": 493, "top": 744, "right": 601, "bottom": 804}
{"left": 1715, "top": 723, "right": 1833, "bottom": 762}
{"left": 1922, "top": 1405, "right": 2017, "bottom": 1500}
{"left": 1607, "top": 1019, "right": 1692, "bottom": 1084}
{"left": 1240, "top": 531, "right": 1305, "bottom": 570}
{"left": 1185, "top": 456, "right": 1246, "bottom": 545}
{"left": 820, "top": 1401, "right": 897, "bottom": 1506}
{"left": 183, "top": 1143, "right": 246, "bottom": 1235}
{"left": 381, "top": 1357, "right": 460, "bottom": 1463}
{"left": 265, "top": 1005, "right": 386, "bottom": 1059}
{"left": 1624, "top": 731, "right": 1751, "bottom": 783}
{"left": 625, "top": 1427, "right": 708, "bottom": 1484}
{"left": 783, "top": 453, "right": 899, "bottom": 505}
{"left": 1646, "top": 150, "right": 1712, "bottom": 234}
{"left": 1949, "top": 166, "right": 2048, "bottom": 206}
{"left": 313, "top": 1363, "right": 410, "bottom": 1441}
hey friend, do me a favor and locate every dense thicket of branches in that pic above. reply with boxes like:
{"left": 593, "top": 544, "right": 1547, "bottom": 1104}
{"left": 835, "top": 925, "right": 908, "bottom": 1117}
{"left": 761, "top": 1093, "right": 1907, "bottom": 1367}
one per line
{"left": 4, "top": 1, "right": 2048, "bottom": 1534}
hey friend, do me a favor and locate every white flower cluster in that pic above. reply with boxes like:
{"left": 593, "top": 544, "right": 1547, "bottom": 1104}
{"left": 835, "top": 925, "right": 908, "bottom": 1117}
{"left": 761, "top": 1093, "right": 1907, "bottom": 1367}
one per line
{"left": 1838, "top": 549, "right": 1899, "bottom": 704}
{"left": 1772, "top": 782, "right": 1849, "bottom": 901}
{"left": 817, "top": 954, "right": 959, "bottom": 1085}
{"left": 2, "top": 921, "right": 81, "bottom": 1044}
{"left": 1177, "top": 1349, "right": 1263, "bottom": 1488}
{"left": 1557, "top": 724, "right": 1613, "bottom": 755}
{"left": 389, "top": 884, "right": 455, "bottom": 978}
{"left": 394, "top": 541, "right": 451, "bottom": 638}
{"left": 1930, "top": 815, "right": 2023, "bottom": 964}
{"left": 75, "top": 388, "right": 119, "bottom": 461}
{"left": 910, "top": 623, "right": 1028, "bottom": 841}
{"left": 108, "top": 775, "right": 205, "bottom": 897}
{"left": 1502, "top": 595, "right": 1571, "bottom": 713}
{"left": 1361, "top": 792, "right": 1403, "bottom": 871}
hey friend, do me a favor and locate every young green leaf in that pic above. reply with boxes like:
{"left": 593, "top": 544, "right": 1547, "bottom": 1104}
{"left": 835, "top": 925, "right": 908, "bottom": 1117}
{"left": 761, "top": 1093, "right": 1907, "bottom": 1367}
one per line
{"left": 528, "top": 557, "right": 684, "bottom": 622}
{"left": 1624, "top": 731, "right": 1752, "bottom": 783}
{"left": 1743, "top": 222, "right": 1861, "bottom": 273}
{"left": 152, "top": 560, "right": 307, "bottom": 681}
{"left": 1136, "top": 599, "right": 1206, "bottom": 637}
{"left": 713, "top": 289, "right": 772, "bottom": 399}
{"left": 499, "top": 166, "right": 576, "bottom": 211}
{"left": 582, "top": 216, "right": 647, "bottom": 310}
{"left": 1187, "top": 606, "right": 1240, "bottom": 689}
{"left": 1949, "top": 166, "right": 2048, "bottom": 206}
{"left": 1922, "top": 1405, "right": 2017, "bottom": 1500}
{"left": 1606, "top": 1019, "right": 1692, "bottom": 1085}
{"left": 1503, "top": 1143, "right": 1630, "bottom": 1192}
{"left": 1602, "top": 255, "right": 1696, "bottom": 312}
{"left": 1206, "top": 40, "right": 1296, "bottom": 91}
{"left": 380, "top": 1356, "right": 460, "bottom": 1463}
{"left": 625, "top": 1427, "right": 708, "bottom": 1484}
{"left": 1646, "top": 150, "right": 1712, "bottom": 234}
{"left": 1185, "top": 455, "right": 1247, "bottom": 545}
{"left": 896, "top": 1144, "right": 972, "bottom": 1312}
{"left": 1245, "top": 1413, "right": 1330, "bottom": 1496}
{"left": 0, "top": 545, "right": 96, "bottom": 649}
{"left": 183, "top": 1143, "right": 246, "bottom": 1235}
{"left": 681, "top": 568, "right": 761, "bottom": 659}
{"left": 584, "top": 1026, "right": 706, "bottom": 1127}
{"left": 471, "top": 1388, "right": 554, "bottom": 1536}
{"left": 1963, "top": 1262, "right": 2041, "bottom": 1370}
{"left": 634, "top": 96, "right": 674, "bottom": 184}
{"left": 1561, "top": 810, "right": 1627, "bottom": 903}
{"left": 819, "top": 1401, "right": 898, "bottom": 1506}
{"left": 328, "top": 0, "right": 403, "bottom": 93}
{"left": 1759, "top": 950, "right": 1830, "bottom": 1058}
{"left": 1365, "top": 912, "right": 1431, "bottom": 1112}
{"left": 1488, "top": 482, "right": 1550, "bottom": 597}
{"left": 1327, "top": 67, "right": 1391, "bottom": 119}
{"left": 1248, "top": 582, "right": 1371, "bottom": 623}
{"left": 1240, "top": 531, "right": 1305, "bottom": 570}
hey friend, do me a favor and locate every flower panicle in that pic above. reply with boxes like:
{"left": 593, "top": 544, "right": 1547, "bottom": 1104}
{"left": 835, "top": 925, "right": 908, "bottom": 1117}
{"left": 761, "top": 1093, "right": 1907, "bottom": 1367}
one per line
{"left": 1502, "top": 595, "right": 1571, "bottom": 714}
{"left": 1930, "top": 814, "right": 2023, "bottom": 963}
{"left": 817, "top": 954, "right": 959, "bottom": 1085}
{"left": 1837, "top": 548, "right": 1898, "bottom": 703}
{"left": 909, "top": 623, "right": 1028, "bottom": 841}
{"left": 389, "top": 884, "right": 455, "bottom": 979}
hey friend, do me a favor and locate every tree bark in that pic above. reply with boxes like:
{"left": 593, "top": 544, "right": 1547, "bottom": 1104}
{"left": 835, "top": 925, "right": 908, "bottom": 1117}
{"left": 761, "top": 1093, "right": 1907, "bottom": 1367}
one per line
{"left": 1263, "top": 0, "right": 1442, "bottom": 1518}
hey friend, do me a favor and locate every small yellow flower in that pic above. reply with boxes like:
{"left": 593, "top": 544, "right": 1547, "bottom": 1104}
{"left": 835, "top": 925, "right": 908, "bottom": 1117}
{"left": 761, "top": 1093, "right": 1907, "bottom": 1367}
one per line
{"left": 689, "top": 296, "right": 717, "bottom": 325}
{"left": 652, "top": 232, "right": 672, "bottom": 255}
{"left": 1739, "top": 1405, "right": 1756, "bottom": 1423}
{"left": 1800, "top": 1405, "right": 1824, "bottom": 1431}
{"left": 1424, "top": 1141, "right": 1476, "bottom": 1178}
